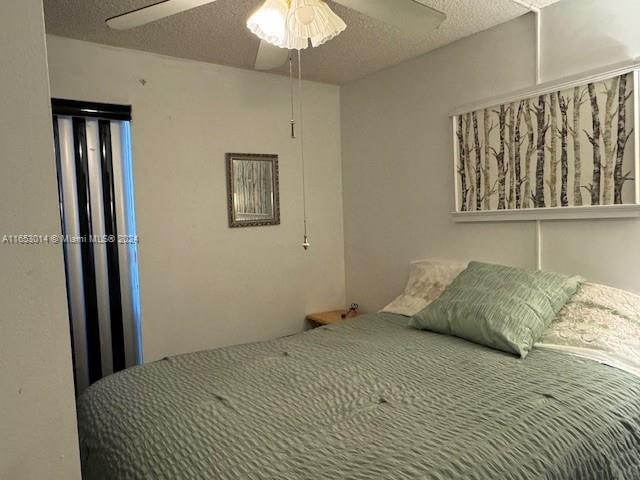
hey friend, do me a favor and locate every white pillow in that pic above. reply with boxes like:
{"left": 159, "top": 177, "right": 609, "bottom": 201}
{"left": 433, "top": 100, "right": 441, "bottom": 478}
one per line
{"left": 537, "top": 282, "right": 640, "bottom": 377}
{"left": 380, "top": 259, "right": 468, "bottom": 317}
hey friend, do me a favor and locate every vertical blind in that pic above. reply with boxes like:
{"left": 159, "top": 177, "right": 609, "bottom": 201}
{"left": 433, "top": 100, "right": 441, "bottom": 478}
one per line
{"left": 52, "top": 99, "right": 142, "bottom": 394}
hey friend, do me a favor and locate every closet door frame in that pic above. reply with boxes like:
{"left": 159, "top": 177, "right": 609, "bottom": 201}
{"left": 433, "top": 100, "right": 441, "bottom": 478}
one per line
{"left": 52, "top": 99, "right": 140, "bottom": 394}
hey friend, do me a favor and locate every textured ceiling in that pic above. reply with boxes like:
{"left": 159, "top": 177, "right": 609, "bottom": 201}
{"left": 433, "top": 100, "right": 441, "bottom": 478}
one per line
{"left": 43, "top": 0, "right": 563, "bottom": 85}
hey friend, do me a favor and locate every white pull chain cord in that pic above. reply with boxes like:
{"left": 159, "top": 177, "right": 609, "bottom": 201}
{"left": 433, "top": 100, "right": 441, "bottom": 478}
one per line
{"left": 289, "top": 54, "right": 296, "bottom": 139}
{"left": 298, "top": 49, "right": 310, "bottom": 250}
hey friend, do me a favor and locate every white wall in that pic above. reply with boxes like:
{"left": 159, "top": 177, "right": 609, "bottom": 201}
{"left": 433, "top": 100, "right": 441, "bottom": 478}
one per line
{"left": 0, "top": 3, "right": 80, "bottom": 479}
{"left": 46, "top": 36, "right": 345, "bottom": 362}
{"left": 539, "top": 0, "right": 640, "bottom": 291}
{"left": 341, "top": 15, "right": 537, "bottom": 311}
{"left": 541, "top": 0, "right": 640, "bottom": 81}
{"left": 341, "top": 0, "right": 640, "bottom": 312}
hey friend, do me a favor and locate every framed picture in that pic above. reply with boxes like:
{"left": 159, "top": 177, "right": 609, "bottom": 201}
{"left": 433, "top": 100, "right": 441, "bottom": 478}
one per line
{"left": 225, "top": 153, "right": 280, "bottom": 228}
{"left": 450, "top": 65, "right": 640, "bottom": 222}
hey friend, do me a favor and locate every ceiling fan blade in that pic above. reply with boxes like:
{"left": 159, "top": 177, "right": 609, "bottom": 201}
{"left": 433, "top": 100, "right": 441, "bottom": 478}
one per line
{"left": 254, "top": 41, "right": 289, "bottom": 71}
{"left": 333, "top": 0, "right": 446, "bottom": 36}
{"left": 106, "top": 0, "right": 217, "bottom": 30}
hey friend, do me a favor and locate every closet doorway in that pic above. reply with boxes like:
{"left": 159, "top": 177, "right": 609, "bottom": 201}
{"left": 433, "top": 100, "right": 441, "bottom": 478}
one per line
{"left": 52, "top": 99, "right": 142, "bottom": 395}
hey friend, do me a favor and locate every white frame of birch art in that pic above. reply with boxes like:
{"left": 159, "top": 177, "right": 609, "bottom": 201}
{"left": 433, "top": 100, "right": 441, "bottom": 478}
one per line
{"left": 450, "top": 62, "right": 640, "bottom": 222}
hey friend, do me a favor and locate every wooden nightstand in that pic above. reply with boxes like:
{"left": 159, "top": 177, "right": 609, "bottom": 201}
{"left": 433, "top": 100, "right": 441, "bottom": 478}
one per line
{"left": 306, "top": 306, "right": 359, "bottom": 328}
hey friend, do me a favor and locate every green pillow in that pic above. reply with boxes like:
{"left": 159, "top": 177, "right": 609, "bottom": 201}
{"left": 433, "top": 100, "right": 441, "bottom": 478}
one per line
{"left": 409, "top": 261, "right": 583, "bottom": 358}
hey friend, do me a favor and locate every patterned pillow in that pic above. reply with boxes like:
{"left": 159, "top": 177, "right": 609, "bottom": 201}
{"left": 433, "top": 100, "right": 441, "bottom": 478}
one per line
{"left": 537, "top": 282, "right": 640, "bottom": 376}
{"left": 380, "top": 259, "right": 468, "bottom": 316}
{"left": 410, "top": 262, "right": 583, "bottom": 358}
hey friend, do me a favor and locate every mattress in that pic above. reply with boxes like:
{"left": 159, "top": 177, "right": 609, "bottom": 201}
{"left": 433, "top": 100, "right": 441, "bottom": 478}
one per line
{"left": 78, "top": 313, "right": 640, "bottom": 479}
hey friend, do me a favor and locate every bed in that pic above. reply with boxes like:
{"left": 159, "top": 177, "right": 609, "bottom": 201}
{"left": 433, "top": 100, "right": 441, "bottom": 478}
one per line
{"left": 78, "top": 312, "right": 640, "bottom": 480}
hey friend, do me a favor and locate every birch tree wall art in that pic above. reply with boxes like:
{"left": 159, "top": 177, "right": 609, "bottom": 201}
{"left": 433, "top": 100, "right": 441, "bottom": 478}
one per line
{"left": 454, "top": 72, "right": 636, "bottom": 213}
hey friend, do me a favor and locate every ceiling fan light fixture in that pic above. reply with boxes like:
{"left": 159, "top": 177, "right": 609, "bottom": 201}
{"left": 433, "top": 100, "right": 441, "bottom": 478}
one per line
{"left": 295, "top": 5, "right": 316, "bottom": 25}
{"left": 247, "top": 0, "right": 289, "bottom": 47}
{"left": 285, "top": 0, "right": 346, "bottom": 49}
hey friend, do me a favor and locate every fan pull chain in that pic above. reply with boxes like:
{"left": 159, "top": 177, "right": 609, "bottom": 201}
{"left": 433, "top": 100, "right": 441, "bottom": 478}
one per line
{"left": 298, "top": 49, "right": 310, "bottom": 251}
{"left": 289, "top": 54, "right": 296, "bottom": 139}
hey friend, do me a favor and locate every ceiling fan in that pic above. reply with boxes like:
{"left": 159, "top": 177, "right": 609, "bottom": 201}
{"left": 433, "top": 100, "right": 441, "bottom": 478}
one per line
{"left": 106, "top": 0, "right": 446, "bottom": 71}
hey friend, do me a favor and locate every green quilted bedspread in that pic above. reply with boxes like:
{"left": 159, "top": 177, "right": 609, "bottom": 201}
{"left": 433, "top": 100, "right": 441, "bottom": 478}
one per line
{"left": 77, "top": 313, "right": 640, "bottom": 479}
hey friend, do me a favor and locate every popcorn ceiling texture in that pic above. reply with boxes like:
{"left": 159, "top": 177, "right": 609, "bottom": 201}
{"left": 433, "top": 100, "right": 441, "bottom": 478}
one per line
{"left": 43, "top": 0, "right": 562, "bottom": 85}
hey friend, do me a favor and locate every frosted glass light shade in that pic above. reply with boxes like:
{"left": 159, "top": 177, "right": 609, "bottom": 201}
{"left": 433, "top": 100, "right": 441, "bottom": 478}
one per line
{"left": 247, "top": 0, "right": 289, "bottom": 47}
{"left": 285, "top": 0, "right": 347, "bottom": 49}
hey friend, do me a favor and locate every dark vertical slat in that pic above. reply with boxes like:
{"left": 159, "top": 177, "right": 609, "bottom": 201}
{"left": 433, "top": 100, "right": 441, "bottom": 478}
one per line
{"left": 73, "top": 117, "right": 103, "bottom": 383}
{"left": 99, "top": 120, "right": 126, "bottom": 372}
{"left": 53, "top": 116, "right": 79, "bottom": 394}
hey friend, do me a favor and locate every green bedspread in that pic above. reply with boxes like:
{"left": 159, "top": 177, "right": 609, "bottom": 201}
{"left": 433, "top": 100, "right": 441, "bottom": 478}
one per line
{"left": 78, "top": 313, "right": 640, "bottom": 479}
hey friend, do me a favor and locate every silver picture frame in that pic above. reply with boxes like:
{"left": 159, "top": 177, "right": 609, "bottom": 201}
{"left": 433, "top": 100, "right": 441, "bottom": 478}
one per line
{"left": 225, "top": 153, "right": 280, "bottom": 228}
